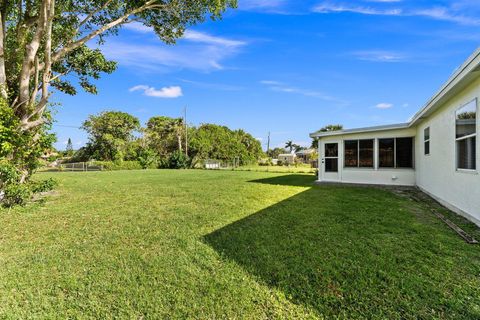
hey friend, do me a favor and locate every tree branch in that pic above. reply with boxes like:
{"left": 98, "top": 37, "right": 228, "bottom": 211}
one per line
{"left": 77, "top": 0, "right": 114, "bottom": 30}
{"left": 52, "top": 1, "right": 163, "bottom": 63}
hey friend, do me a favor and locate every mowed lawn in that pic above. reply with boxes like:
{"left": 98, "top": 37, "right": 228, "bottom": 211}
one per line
{"left": 1, "top": 170, "right": 479, "bottom": 319}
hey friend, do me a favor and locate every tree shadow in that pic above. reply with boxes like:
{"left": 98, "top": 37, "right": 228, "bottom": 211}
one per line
{"left": 248, "top": 174, "right": 316, "bottom": 187}
{"left": 204, "top": 185, "right": 480, "bottom": 318}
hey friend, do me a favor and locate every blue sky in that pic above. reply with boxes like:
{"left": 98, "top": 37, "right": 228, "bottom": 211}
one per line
{"left": 52, "top": 0, "right": 480, "bottom": 150}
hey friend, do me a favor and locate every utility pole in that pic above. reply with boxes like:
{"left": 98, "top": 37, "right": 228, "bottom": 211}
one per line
{"left": 267, "top": 131, "right": 271, "bottom": 154}
{"left": 184, "top": 106, "right": 188, "bottom": 157}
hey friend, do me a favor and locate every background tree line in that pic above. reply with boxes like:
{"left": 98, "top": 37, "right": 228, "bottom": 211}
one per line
{"left": 71, "top": 111, "right": 265, "bottom": 169}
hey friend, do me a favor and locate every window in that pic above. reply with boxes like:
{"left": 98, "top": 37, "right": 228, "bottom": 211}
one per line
{"left": 344, "top": 140, "right": 358, "bottom": 167}
{"left": 456, "top": 100, "right": 477, "bottom": 170}
{"left": 396, "top": 138, "right": 414, "bottom": 168}
{"left": 324, "top": 143, "right": 338, "bottom": 172}
{"left": 379, "top": 138, "right": 414, "bottom": 168}
{"left": 344, "top": 139, "right": 374, "bottom": 168}
{"left": 424, "top": 127, "right": 430, "bottom": 155}
{"left": 379, "top": 138, "right": 394, "bottom": 167}
{"left": 359, "top": 140, "right": 374, "bottom": 167}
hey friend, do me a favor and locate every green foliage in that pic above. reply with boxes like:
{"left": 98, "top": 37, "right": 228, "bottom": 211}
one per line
{"left": 311, "top": 124, "right": 344, "bottom": 148}
{"left": 267, "top": 147, "right": 286, "bottom": 159}
{"left": 82, "top": 111, "right": 140, "bottom": 161}
{"left": 285, "top": 140, "right": 294, "bottom": 153}
{"left": 138, "top": 149, "right": 158, "bottom": 169}
{"left": 165, "top": 151, "right": 190, "bottom": 169}
{"left": 0, "top": 106, "right": 56, "bottom": 174}
{"left": 66, "top": 138, "right": 74, "bottom": 156}
{"left": 145, "top": 116, "right": 184, "bottom": 157}
{"left": 457, "top": 111, "right": 476, "bottom": 120}
{"left": 189, "top": 124, "right": 264, "bottom": 165}
{"left": 0, "top": 161, "right": 57, "bottom": 207}
{"left": 31, "top": 178, "right": 58, "bottom": 194}
{"left": 2, "top": 183, "right": 32, "bottom": 207}
{"left": 79, "top": 113, "right": 263, "bottom": 169}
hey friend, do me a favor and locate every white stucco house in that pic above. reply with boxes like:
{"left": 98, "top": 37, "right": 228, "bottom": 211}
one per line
{"left": 310, "top": 48, "right": 480, "bottom": 226}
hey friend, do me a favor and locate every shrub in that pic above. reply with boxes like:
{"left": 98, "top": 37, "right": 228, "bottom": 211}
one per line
{"left": 0, "top": 161, "right": 58, "bottom": 207}
{"left": 137, "top": 149, "right": 158, "bottom": 169}
{"left": 2, "top": 183, "right": 32, "bottom": 207}
{"left": 31, "top": 178, "right": 58, "bottom": 194}
{"left": 166, "top": 151, "right": 190, "bottom": 169}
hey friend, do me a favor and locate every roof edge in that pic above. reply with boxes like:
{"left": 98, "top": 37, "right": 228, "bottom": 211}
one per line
{"left": 310, "top": 123, "right": 410, "bottom": 138}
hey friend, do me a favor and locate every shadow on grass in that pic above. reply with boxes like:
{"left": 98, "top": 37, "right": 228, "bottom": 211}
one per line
{"left": 204, "top": 185, "right": 480, "bottom": 319}
{"left": 248, "top": 174, "right": 316, "bottom": 187}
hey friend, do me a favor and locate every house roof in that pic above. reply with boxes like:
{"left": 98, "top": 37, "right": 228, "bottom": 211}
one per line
{"left": 310, "top": 47, "right": 480, "bottom": 139}
{"left": 310, "top": 123, "right": 410, "bottom": 138}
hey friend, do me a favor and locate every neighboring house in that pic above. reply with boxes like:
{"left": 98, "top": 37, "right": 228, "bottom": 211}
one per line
{"left": 310, "top": 48, "right": 480, "bottom": 226}
{"left": 278, "top": 153, "right": 296, "bottom": 164}
{"left": 295, "top": 149, "right": 316, "bottom": 163}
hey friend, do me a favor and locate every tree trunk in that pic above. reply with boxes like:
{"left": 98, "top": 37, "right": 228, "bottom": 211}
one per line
{"left": 177, "top": 132, "right": 183, "bottom": 154}
{"left": 0, "top": 4, "right": 7, "bottom": 99}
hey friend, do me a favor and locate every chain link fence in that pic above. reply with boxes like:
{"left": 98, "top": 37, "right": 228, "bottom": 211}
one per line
{"left": 42, "top": 162, "right": 104, "bottom": 172}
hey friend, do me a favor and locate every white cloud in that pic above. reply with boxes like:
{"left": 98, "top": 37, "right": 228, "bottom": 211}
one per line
{"left": 109, "top": 23, "right": 246, "bottom": 72}
{"left": 312, "top": 2, "right": 480, "bottom": 26}
{"left": 124, "top": 22, "right": 152, "bottom": 33}
{"left": 351, "top": 50, "right": 406, "bottom": 62}
{"left": 413, "top": 7, "right": 480, "bottom": 26}
{"left": 129, "top": 85, "right": 183, "bottom": 98}
{"left": 183, "top": 30, "right": 246, "bottom": 47}
{"left": 375, "top": 103, "right": 394, "bottom": 109}
{"left": 313, "top": 3, "right": 402, "bottom": 16}
{"left": 260, "top": 80, "right": 346, "bottom": 104}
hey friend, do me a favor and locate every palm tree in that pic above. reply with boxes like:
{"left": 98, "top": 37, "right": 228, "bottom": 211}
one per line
{"left": 285, "top": 140, "right": 294, "bottom": 153}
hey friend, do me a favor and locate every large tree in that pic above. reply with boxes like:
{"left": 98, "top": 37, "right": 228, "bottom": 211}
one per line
{"left": 0, "top": 0, "right": 236, "bottom": 181}
{"left": 144, "top": 116, "right": 184, "bottom": 157}
{"left": 82, "top": 111, "right": 140, "bottom": 161}
{"left": 188, "top": 124, "right": 264, "bottom": 166}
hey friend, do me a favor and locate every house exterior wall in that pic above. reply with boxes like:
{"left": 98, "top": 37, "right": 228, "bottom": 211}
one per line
{"left": 318, "top": 128, "right": 417, "bottom": 186}
{"left": 415, "top": 77, "right": 480, "bottom": 225}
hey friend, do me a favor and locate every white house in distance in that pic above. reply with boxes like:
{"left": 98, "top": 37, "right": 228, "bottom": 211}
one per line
{"left": 310, "top": 48, "right": 480, "bottom": 226}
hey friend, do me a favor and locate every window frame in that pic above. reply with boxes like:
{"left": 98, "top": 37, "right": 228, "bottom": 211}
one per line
{"left": 324, "top": 143, "right": 339, "bottom": 173}
{"left": 378, "top": 137, "right": 415, "bottom": 169}
{"left": 343, "top": 139, "right": 375, "bottom": 169}
{"left": 455, "top": 99, "right": 478, "bottom": 173}
{"left": 424, "top": 127, "right": 430, "bottom": 156}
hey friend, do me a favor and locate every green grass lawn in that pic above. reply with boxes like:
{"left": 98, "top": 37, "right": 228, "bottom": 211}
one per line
{"left": 1, "top": 170, "right": 479, "bottom": 319}
{"left": 232, "top": 163, "right": 316, "bottom": 173}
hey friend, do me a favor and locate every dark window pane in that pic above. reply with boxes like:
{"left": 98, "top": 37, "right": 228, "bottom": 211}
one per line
{"left": 424, "top": 127, "right": 430, "bottom": 141}
{"left": 425, "top": 141, "right": 430, "bottom": 155}
{"left": 457, "top": 136, "right": 476, "bottom": 170}
{"left": 325, "top": 143, "right": 338, "bottom": 157}
{"left": 456, "top": 101, "right": 476, "bottom": 138}
{"left": 379, "top": 139, "right": 394, "bottom": 167}
{"left": 344, "top": 140, "right": 358, "bottom": 167}
{"left": 359, "top": 139, "right": 374, "bottom": 167}
{"left": 325, "top": 158, "right": 338, "bottom": 172}
{"left": 396, "top": 138, "right": 414, "bottom": 168}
